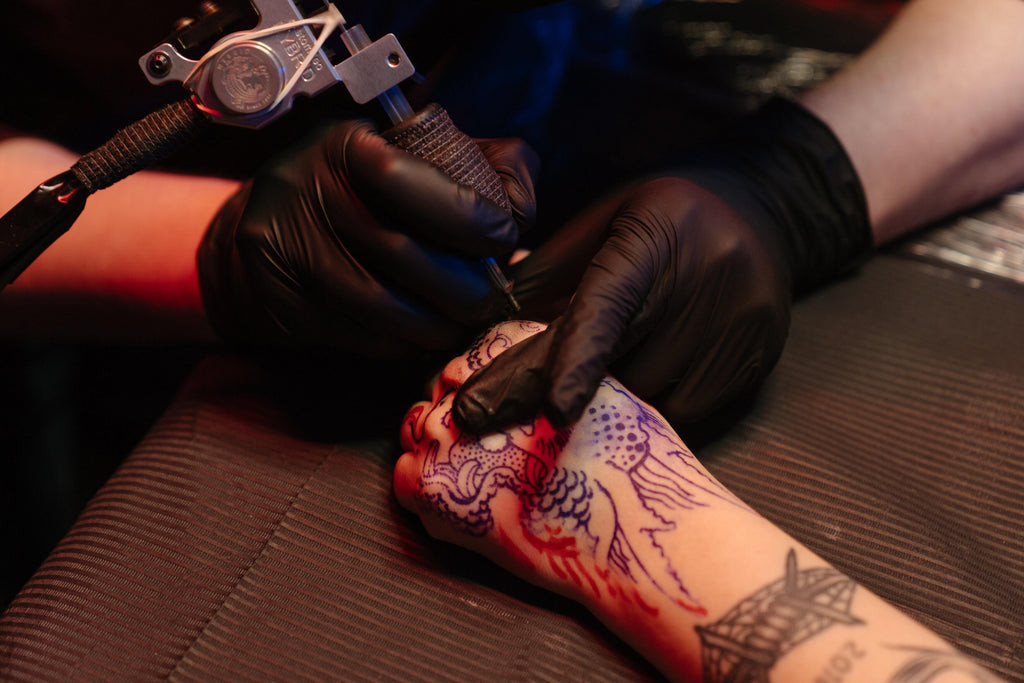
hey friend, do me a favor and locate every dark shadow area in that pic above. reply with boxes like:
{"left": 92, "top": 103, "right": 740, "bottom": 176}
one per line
{"left": 0, "top": 343, "right": 206, "bottom": 609}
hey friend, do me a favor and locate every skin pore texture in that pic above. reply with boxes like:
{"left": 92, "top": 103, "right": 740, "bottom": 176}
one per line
{"left": 394, "top": 321, "right": 1004, "bottom": 683}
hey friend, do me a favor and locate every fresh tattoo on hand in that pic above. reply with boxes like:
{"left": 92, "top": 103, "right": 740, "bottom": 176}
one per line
{"left": 401, "top": 321, "right": 746, "bottom": 616}
{"left": 697, "top": 549, "right": 863, "bottom": 682}
{"left": 398, "top": 322, "right": 1010, "bottom": 683}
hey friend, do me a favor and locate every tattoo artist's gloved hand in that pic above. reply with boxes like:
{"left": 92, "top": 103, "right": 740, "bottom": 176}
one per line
{"left": 197, "top": 119, "right": 538, "bottom": 357}
{"left": 454, "top": 98, "right": 872, "bottom": 432}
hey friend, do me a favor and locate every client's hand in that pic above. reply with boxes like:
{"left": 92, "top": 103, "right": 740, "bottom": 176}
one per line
{"left": 396, "top": 320, "right": 744, "bottom": 616}
{"left": 396, "top": 322, "right": 999, "bottom": 682}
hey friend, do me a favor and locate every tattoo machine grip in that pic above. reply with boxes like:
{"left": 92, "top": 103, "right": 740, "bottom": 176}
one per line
{"left": 382, "top": 104, "right": 520, "bottom": 314}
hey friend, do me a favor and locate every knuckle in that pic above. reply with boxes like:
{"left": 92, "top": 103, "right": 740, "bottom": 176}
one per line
{"left": 233, "top": 218, "right": 268, "bottom": 253}
{"left": 339, "top": 120, "right": 394, "bottom": 176}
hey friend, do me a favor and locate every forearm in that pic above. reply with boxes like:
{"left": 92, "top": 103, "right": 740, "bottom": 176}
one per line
{"left": 799, "top": 0, "right": 1024, "bottom": 245}
{"left": 0, "top": 136, "right": 237, "bottom": 341}
{"left": 484, "top": 410, "right": 989, "bottom": 681}
{"left": 575, "top": 494, "right": 988, "bottom": 682}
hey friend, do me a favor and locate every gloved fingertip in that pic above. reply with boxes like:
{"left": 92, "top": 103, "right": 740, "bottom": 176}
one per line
{"left": 476, "top": 206, "right": 520, "bottom": 255}
{"left": 452, "top": 388, "right": 493, "bottom": 434}
{"left": 546, "top": 364, "right": 603, "bottom": 429}
{"left": 453, "top": 368, "right": 546, "bottom": 434}
{"left": 544, "top": 395, "right": 586, "bottom": 430}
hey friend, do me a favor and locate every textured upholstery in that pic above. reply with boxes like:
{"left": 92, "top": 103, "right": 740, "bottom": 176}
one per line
{"left": 2, "top": 254, "right": 1022, "bottom": 681}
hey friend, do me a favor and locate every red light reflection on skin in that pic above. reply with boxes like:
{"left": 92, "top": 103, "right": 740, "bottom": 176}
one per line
{"left": 590, "top": 567, "right": 657, "bottom": 617}
{"left": 499, "top": 527, "right": 536, "bottom": 571}
{"left": 404, "top": 403, "right": 427, "bottom": 445}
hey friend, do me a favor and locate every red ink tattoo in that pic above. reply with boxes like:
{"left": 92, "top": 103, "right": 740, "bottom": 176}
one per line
{"left": 521, "top": 524, "right": 600, "bottom": 597}
{"left": 676, "top": 598, "right": 708, "bottom": 617}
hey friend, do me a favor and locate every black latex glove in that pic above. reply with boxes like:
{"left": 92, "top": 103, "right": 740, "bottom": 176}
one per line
{"left": 197, "top": 119, "right": 538, "bottom": 357}
{"left": 454, "top": 98, "right": 872, "bottom": 432}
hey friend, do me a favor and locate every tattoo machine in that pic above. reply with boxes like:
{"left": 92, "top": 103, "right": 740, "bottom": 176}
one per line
{"left": 0, "top": 0, "right": 520, "bottom": 313}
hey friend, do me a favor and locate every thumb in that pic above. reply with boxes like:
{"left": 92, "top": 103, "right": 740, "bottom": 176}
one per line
{"left": 474, "top": 137, "right": 539, "bottom": 230}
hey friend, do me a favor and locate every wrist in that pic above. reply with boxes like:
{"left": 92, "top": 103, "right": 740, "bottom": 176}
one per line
{"left": 577, "top": 578, "right": 702, "bottom": 682}
{"left": 676, "top": 98, "right": 873, "bottom": 294}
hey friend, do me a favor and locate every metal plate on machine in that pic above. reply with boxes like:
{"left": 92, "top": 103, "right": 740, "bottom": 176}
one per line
{"left": 336, "top": 33, "right": 415, "bottom": 104}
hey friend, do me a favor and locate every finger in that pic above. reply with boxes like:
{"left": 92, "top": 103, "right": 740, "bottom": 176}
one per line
{"left": 474, "top": 137, "right": 540, "bottom": 231}
{"left": 543, "top": 228, "right": 657, "bottom": 425}
{"left": 605, "top": 240, "right": 716, "bottom": 400}
{"left": 248, "top": 259, "right": 465, "bottom": 355}
{"left": 458, "top": 210, "right": 661, "bottom": 431}
{"left": 317, "top": 266, "right": 472, "bottom": 352}
{"left": 660, "top": 340, "right": 763, "bottom": 424}
{"left": 234, "top": 215, "right": 468, "bottom": 356}
{"left": 399, "top": 400, "right": 431, "bottom": 451}
{"left": 453, "top": 326, "right": 556, "bottom": 434}
{"left": 611, "top": 220, "right": 791, "bottom": 422}
{"left": 340, "top": 227, "right": 506, "bottom": 326}
{"left": 338, "top": 122, "right": 520, "bottom": 257}
{"left": 393, "top": 452, "right": 421, "bottom": 513}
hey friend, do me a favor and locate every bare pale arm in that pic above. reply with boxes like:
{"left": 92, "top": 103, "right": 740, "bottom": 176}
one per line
{"left": 0, "top": 136, "right": 237, "bottom": 341}
{"left": 799, "top": 0, "right": 1024, "bottom": 245}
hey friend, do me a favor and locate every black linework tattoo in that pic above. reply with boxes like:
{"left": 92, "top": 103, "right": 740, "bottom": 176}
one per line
{"left": 408, "top": 321, "right": 746, "bottom": 614}
{"left": 886, "top": 646, "right": 1000, "bottom": 683}
{"left": 462, "top": 322, "right": 539, "bottom": 374}
{"left": 696, "top": 549, "right": 863, "bottom": 683}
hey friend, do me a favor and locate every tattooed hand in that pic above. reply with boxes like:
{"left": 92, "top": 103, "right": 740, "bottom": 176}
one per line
{"left": 394, "top": 322, "right": 1005, "bottom": 683}
{"left": 395, "top": 321, "right": 747, "bottom": 616}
